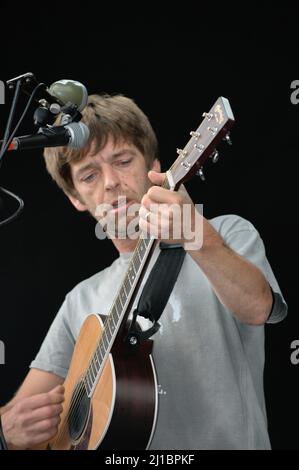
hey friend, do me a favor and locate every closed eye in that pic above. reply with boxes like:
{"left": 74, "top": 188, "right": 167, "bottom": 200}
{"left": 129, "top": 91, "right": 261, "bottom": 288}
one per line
{"left": 82, "top": 173, "right": 97, "bottom": 183}
{"left": 117, "top": 159, "right": 131, "bottom": 166}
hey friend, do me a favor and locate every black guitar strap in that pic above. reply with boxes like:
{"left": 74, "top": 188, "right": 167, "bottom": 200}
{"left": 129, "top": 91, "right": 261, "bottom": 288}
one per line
{"left": 126, "top": 242, "right": 186, "bottom": 345}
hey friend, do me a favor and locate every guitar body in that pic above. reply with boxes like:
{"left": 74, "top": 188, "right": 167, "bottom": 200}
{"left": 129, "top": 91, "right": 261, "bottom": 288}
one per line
{"left": 47, "top": 314, "right": 158, "bottom": 450}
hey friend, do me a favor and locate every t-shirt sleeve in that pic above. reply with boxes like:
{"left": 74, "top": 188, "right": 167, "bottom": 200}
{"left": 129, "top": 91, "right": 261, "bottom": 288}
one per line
{"left": 30, "top": 294, "right": 76, "bottom": 378}
{"left": 219, "top": 216, "right": 287, "bottom": 324}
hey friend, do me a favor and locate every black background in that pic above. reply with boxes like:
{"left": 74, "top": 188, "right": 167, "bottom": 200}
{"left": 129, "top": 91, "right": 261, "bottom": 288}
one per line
{"left": 0, "top": 4, "right": 298, "bottom": 450}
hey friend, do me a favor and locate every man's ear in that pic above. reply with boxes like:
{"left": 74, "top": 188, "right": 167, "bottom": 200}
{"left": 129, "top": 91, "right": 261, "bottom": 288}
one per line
{"left": 151, "top": 158, "right": 161, "bottom": 173}
{"left": 67, "top": 192, "right": 87, "bottom": 212}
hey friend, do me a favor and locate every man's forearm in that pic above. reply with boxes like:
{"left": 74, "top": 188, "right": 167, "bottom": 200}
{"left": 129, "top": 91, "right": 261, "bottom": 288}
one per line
{"left": 186, "top": 219, "right": 273, "bottom": 325}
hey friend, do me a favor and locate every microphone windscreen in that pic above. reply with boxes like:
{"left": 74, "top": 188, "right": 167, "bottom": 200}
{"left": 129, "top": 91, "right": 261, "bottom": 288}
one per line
{"left": 48, "top": 80, "right": 88, "bottom": 112}
{"left": 65, "top": 122, "right": 90, "bottom": 149}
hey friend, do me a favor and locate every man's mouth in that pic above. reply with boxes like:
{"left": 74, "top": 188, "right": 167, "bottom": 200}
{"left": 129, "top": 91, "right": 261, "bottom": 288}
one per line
{"left": 109, "top": 197, "right": 132, "bottom": 214}
{"left": 111, "top": 197, "right": 127, "bottom": 208}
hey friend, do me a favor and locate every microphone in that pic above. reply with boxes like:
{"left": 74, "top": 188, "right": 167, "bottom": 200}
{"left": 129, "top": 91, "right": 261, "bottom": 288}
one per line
{"left": 2, "top": 122, "right": 90, "bottom": 151}
{"left": 34, "top": 79, "right": 89, "bottom": 126}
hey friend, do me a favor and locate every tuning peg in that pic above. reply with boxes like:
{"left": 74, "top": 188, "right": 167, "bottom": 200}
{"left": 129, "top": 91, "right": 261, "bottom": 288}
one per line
{"left": 223, "top": 133, "right": 232, "bottom": 145}
{"left": 190, "top": 131, "right": 201, "bottom": 139}
{"left": 210, "top": 150, "right": 219, "bottom": 163}
{"left": 176, "top": 148, "right": 188, "bottom": 156}
{"left": 196, "top": 167, "right": 205, "bottom": 181}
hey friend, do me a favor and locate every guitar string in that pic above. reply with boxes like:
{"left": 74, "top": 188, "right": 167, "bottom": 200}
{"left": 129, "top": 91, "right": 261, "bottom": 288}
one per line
{"left": 51, "top": 171, "right": 174, "bottom": 448}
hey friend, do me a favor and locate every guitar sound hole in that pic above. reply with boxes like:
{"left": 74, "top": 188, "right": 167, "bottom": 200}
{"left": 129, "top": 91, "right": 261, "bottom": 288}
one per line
{"left": 68, "top": 380, "right": 90, "bottom": 443}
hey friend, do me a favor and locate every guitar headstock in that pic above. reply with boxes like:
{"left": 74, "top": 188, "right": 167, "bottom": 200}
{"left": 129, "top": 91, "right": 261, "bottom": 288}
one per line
{"left": 167, "top": 97, "right": 235, "bottom": 189}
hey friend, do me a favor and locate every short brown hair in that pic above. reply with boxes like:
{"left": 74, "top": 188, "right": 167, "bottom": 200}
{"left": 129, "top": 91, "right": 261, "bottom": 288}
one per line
{"left": 43, "top": 94, "right": 159, "bottom": 196}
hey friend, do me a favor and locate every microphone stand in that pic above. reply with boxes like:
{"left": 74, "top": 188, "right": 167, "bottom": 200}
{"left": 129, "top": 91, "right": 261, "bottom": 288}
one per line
{"left": 0, "top": 76, "right": 22, "bottom": 156}
{"left": 0, "top": 73, "right": 44, "bottom": 227}
{"left": 0, "top": 74, "right": 27, "bottom": 227}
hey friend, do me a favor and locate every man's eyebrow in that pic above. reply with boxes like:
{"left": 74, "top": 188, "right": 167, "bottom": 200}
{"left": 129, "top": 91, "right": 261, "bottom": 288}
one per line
{"left": 108, "top": 149, "right": 136, "bottom": 160}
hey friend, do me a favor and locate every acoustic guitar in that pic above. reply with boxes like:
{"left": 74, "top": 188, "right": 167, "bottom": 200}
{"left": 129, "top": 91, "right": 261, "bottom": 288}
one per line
{"left": 45, "top": 97, "right": 234, "bottom": 449}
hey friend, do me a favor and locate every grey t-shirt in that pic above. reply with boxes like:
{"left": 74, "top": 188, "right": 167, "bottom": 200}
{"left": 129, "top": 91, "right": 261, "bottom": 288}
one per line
{"left": 30, "top": 214, "right": 287, "bottom": 449}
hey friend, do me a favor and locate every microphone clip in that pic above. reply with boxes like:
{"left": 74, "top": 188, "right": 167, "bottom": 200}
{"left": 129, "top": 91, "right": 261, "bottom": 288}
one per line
{"left": 33, "top": 101, "right": 82, "bottom": 127}
{"left": 59, "top": 103, "right": 83, "bottom": 125}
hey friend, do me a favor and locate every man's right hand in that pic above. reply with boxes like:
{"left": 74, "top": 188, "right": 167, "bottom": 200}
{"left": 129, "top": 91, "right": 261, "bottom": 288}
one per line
{"left": 1, "top": 384, "right": 65, "bottom": 449}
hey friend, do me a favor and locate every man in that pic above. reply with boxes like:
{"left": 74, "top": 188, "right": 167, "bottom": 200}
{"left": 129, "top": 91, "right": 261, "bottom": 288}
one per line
{"left": 0, "top": 94, "right": 287, "bottom": 450}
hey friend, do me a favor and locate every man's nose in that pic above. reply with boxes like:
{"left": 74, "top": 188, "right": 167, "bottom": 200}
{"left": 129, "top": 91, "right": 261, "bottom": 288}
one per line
{"left": 103, "top": 166, "right": 121, "bottom": 191}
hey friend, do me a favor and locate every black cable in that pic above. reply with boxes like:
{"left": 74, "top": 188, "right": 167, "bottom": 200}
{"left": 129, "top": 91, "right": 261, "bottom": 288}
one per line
{"left": 0, "top": 186, "right": 24, "bottom": 227}
{"left": 0, "top": 81, "right": 46, "bottom": 227}
{"left": 0, "top": 82, "right": 46, "bottom": 161}
{"left": 0, "top": 79, "right": 21, "bottom": 158}
{"left": 0, "top": 80, "right": 21, "bottom": 172}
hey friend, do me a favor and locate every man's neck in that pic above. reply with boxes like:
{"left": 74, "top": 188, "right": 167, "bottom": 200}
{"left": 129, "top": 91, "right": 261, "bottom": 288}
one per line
{"left": 111, "top": 237, "right": 139, "bottom": 254}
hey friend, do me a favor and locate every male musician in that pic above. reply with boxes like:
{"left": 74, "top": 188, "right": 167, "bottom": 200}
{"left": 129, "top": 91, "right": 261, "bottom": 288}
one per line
{"left": 0, "top": 94, "right": 287, "bottom": 450}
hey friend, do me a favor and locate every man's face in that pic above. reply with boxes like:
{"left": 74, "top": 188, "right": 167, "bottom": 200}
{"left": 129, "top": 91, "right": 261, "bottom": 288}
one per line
{"left": 68, "top": 136, "right": 160, "bottom": 237}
